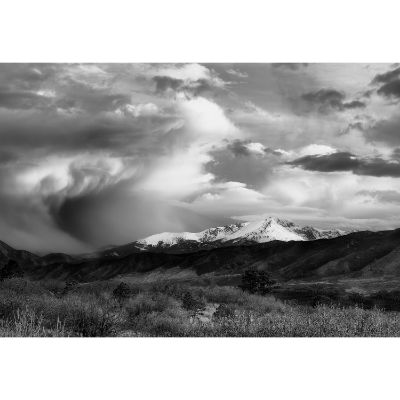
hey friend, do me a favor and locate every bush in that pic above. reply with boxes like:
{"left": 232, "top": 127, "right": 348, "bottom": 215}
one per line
{"left": 112, "top": 282, "right": 131, "bottom": 305}
{"left": 182, "top": 291, "right": 206, "bottom": 315}
{"left": 213, "top": 304, "right": 236, "bottom": 320}
{"left": 61, "top": 279, "right": 79, "bottom": 296}
{"left": 2, "top": 277, "right": 400, "bottom": 337}
{"left": 0, "top": 260, "right": 24, "bottom": 282}
{"left": 239, "top": 269, "right": 276, "bottom": 295}
{"left": 66, "top": 302, "right": 116, "bottom": 337}
{"left": 126, "top": 292, "right": 180, "bottom": 319}
{"left": 202, "top": 286, "right": 245, "bottom": 304}
{"left": 0, "top": 307, "right": 67, "bottom": 337}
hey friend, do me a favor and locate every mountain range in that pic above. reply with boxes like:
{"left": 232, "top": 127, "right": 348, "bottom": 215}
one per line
{"left": 3, "top": 216, "right": 400, "bottom": 286}
{"left": 102, "top": 216, "right": 348, "bottom": 256}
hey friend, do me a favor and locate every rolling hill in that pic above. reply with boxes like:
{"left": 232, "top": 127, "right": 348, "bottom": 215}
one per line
{"left": 10, "top": 228, "right": 399, "bottom": 283}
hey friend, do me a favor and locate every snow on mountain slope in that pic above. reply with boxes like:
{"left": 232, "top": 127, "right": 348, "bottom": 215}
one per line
{"left": 133, "top": 217, "right": 347, "bottom": 252}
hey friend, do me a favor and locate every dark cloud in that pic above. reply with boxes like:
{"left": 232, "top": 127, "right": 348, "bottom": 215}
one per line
{"left": 47, "top": 180, "right": 230, "bottom": 248}
{"left": 372, "top": 67, "right": 400, "bottom": 84}
{"left": 301, "top": 89, "right": 365, "bottom": 113}
{"left": 371, "top": 66, "right": 400, "bottom": 100}
{"left": 288, "top": 152, "right": 400, "bottom": 177}
{"left": 0, "top": 64, "right": 189, "bottom": 251}
{"left": 55, "top": 83, "right": 131, "bottom": 113}
{"left": 339, "top": 121, "right": 365, "bottom": 135}
{"left": 288, "top": 152, "right": 359, "bottom": 172}
{"left": 377, "top": 80, "right": 400, "bottom": 99}
{"left": 153, "top": 76, "right": 213, "bottom": 96}
{"left": 0, "top": 168, "right": 88, "bottom": 253}
{"left": 362, "top": 89, "right": 374, "bottom": 98}
{"left": 0, "top": 150, "right": 18, "bottom": 165}
{"left": 0, "top": 106, "right": 180, "bottom": 158}
{"left": 154, "top": 76, "right": 183, "bottom": 93}
{"left": 365, "top": 115, "right": 400, "bottom": 146}
{"left": 206, "top": 141, "right": 281, "bottom": 190}
{"left": 226, "top": 139, "right": 282, "bottom": 158}
{"left": 392, "top": 148, "right": 400, "bottom": 160}
{"left": 0, "top": 88, "right": 53, "bottom": 110}
{"left": 342, "top": 100, "right": 366, "bottom": 109}
{"left": 226, "top": 139, "right": 252, "bottom": 157}
{"left": 0, "top": 63, "right": 399, "bottom": 252}
{"left": 0, "top": 64, "right": 57, "bottom": 91}
{"left": 302, "top": 89, "right": 344, "bottom": 105}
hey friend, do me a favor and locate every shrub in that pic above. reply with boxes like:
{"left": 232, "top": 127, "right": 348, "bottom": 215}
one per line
{"left": 213, "top": 304, "right": 236, "bottom": 320}
{"left": 182, "top": 291, "right": 206, "bottom": 316}
{"left": 0, "top": 260, "right": 24, "bottom": 282}
{"left": 239, "top": 269, "right": 276, "bottom": 295}
{"left": 112, "top": 282, "right": 131, "bottom": 305}
{"left": 125, "top": 293, "right": 185, "bottom": 335}
{"left": 126, "top": 292, "right": 180, "bottom": 319}
{"left": 67, "top": 304, "right": 116, "bottom": 337}
{"left": 202, "top": 286, "right": 245, "bottom": 304}
{"left": 0, "top": 307, "right": 67, "bottom": 337}
{"left": 61, "top": 279, "right": 79, "bottom": 296}
{"left": 53, "top": 295, "right": 118, "bottom": 337}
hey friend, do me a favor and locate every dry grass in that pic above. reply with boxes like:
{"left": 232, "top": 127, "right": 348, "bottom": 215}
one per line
{"left": 1, "top": 278, "right": 400, "bottom": 337}
{"left": 0, "top": 307, "right": 66, "bottom": 337}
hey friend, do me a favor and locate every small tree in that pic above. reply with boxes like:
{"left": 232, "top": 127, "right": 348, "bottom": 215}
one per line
{"left": 213, "top": 303, "right": 236, "bottom": 320}
{"left": 182, "top": 291, "right": 206, "bottom": 316}
{"left": 61, "top": 279, "right": 79, "bottom": 296}
{"left": 0, "top": 260, "right": 24, "bottom": 282}
{"left": 239, "top": 269, "right": 276, "bottom": 295}
{"left": 112, "top": 282, "right": 131, "bottom": 306}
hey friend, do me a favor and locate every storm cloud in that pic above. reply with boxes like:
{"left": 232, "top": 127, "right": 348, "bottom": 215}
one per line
{"left": 372, "top": 66, "right": 400, "bottom": 84}
{"left": 301, "top": 89, "right": 366, "bottom": 113}
{"left": 1, "top": 63, "right": 400, "bottom": 252}
{"left": 365, "top": 115, "right": 400, "bottom": 146}
{"left": 288, "top": 152, "right": 400, "bottom": 177}
{"left": 372, "top": 66, "right": 400, "bottom": 100}
{"left": 377, "top": 80, "right": 400, "bottom": 99}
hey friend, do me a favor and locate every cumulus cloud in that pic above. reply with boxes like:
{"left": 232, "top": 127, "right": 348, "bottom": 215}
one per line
{"left": 301, "top": 88, "right": 366, "bottom": 113}
{"left": 151, "top": 63, "right": 225, "bottom": 98}
{"left": 0, "top": 63, "right": 399, "bottom": 252}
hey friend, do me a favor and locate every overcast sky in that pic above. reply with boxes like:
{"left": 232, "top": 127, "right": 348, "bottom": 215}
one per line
{"left": 1, "top": 63, "right": 400, "bottom": 253}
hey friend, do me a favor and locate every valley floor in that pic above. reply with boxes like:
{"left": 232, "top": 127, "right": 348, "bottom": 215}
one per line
{"left": 2, "top": 278, "right": 400, "bottom": 337}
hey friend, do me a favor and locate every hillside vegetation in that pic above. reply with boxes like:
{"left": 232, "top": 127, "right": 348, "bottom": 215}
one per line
{"left": 1, "top": 278, "right": 400, "bottom": 337}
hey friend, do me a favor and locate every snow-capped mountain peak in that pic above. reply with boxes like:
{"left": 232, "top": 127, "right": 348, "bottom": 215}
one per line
{"left": 132, "top": 216, "right": 347, "bottom": 253}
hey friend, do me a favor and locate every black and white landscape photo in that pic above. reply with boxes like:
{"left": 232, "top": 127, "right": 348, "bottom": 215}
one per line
{"left": 2, "top": 63, "right": 400, "bottom": 337}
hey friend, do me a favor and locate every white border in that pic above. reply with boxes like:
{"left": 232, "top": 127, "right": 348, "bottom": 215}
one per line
{"left": 1, "top": 0, "right": 399, "bottom": 62}
{"left": 1, "top": 338, "right": 399, "bottom": 400}
{"left": 1, "top": 0, "right": 400, "bottom": 399}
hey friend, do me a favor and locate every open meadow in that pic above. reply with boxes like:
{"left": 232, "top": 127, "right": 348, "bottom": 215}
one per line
{"left": 2, "top": 277, "right": 400, "bottom": 337}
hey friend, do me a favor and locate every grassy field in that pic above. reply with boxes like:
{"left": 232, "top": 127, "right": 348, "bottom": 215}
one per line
{"left": 1, "top": 277, "right": 400, "bottom": 337}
